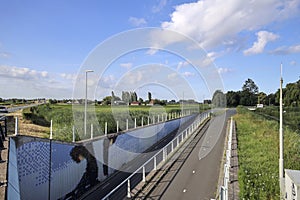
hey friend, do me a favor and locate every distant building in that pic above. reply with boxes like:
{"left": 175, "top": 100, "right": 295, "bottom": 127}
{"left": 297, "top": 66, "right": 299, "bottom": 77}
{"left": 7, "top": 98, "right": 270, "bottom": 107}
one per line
{"left": 147, "top": 100, "right": 154, "bottom": 106}
{"left": 114, "top": 100, "right": 126, "bottom": 105}
{"left": 257, "top": 104, "right": 264, "bottom": 108}
{"left": 130, "top": 101, "right": 140, "bottom": 106}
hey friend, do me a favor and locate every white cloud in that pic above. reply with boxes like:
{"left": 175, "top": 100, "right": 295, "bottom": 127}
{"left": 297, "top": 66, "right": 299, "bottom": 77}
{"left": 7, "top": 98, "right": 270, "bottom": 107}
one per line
{"left": 99, "top": 74, "right": 116, "bottom": 89}
{"left": 0, "top": 52, "right": 11, "bottom": 58}
{"left": 182, "top": 71, "right": 195, "bottom": 77}
{"left": 129, "top": 17, "right": 147, "bottom": 27}
{"left": 0, "top": 65, "right": 49, "bottom": 80}
{"left": 0, "top": 65, "right": 75, "bottom": 98}
{"left": 243, "top": 31, "right": 279, "bottom": 55}
{"left": 290, "top": 60, "right": 297, "bottom": 66}
{"left": 270, "top": 44, "right": 300, "bottom": 55}
{"left": 60, "top": 73, "right": 77, "bottom": 81}
{"left": 218, "top": 67, "right": 233, "bottom": 74}
{"left": 161, "top": 0, "right": 300, "bottom": 50}
{"left": 176, "top": 61, "right": 189, "bottom": 71}
{"left": 120, "top": 62, "right": 133, "bottom": 70}
{"left": 167, "top": 72, "right": 178, "bottom": 80}
{"left": 152, "top": 0, "right": 168, "bottom": 13}
{"left": 146, "top": 48, "right": 158, "bottom": 55}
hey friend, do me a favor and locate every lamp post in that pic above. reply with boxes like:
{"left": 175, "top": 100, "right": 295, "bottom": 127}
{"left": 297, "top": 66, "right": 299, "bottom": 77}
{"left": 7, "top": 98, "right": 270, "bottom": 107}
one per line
{"left": 279, "top": 63, "right": 284, "bottom": 194}
{"left": 85, "top": 70, "right": 93, "bottom": 136}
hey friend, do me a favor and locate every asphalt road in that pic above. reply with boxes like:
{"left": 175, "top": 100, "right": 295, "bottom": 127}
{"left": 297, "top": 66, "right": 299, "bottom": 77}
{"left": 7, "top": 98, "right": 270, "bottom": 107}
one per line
{"left": 79, "top": 113, "right": 207, "bottom": 200}
{"left": 145, "top": 109, "right": 236, "bottom": 200}
{"left": 0, "top": 104, "right": 43, "bottom": 116}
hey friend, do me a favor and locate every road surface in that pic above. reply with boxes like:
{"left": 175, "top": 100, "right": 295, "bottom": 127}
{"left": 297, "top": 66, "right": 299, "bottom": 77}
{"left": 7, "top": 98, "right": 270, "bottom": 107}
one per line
{"left": 142, "top": 109, "right": 236, "bottom": 200}
{"left": 79, "top": 114, "right": 205, "bottom": 200}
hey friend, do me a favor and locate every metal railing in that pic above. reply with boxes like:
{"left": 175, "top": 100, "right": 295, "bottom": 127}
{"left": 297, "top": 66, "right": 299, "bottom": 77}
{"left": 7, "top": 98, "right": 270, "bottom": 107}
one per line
{"left": 219, "top": 117, "right": 234, "bottom": 200}
{"left": 102, "top": 112, "right": 210, "bottom": 199}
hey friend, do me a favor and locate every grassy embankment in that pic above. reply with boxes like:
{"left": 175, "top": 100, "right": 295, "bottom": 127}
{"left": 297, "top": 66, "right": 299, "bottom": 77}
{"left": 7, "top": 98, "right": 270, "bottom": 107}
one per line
{"left": 234, "top": 106, "right": 300, "bottom": 199}
{"left": 22, "top": 103, "right": 209, "bottom": 142}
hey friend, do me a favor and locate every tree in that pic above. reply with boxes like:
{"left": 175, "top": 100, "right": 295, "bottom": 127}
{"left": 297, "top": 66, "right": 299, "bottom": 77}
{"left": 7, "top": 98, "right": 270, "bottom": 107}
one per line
{"left": 242, "top": 78, "right": 259, "bottom": 94}
{"left": 257, "top": 92, "right": 267, "bottom": 105}
{"left": 148, "top": 92, "right": 152, "bottom": 102}
{"left": 226, "top": 91, "right": 240, "bottom": 107}
{"left": 240, "top": 78, "right": 259, "bottom": 106}
{"left": 138, "top": 98, "right": 144, "bottom": 104}
{"left": 212, "top": 90, "right": 226, "bottom": 107}
{"left": 132, "top": 92, "right": 138, "bottom": 102}
{"left": 122, "top": 91, "right": 131, "bottom": 104}
{"left": 102, "top": 96, "right": 112, "bottom": 105}
{"left": 266, "top": 93, "right": 276, "bottom": 106}
{"left": 111, "top": 91, "right": 115, "bottom": 105}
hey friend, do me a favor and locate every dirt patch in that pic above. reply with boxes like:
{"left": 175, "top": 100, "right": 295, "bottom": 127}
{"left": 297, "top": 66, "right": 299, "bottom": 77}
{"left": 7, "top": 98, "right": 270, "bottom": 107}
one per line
{"left": 6, "top": 111, "right": 49, "bottom": 138}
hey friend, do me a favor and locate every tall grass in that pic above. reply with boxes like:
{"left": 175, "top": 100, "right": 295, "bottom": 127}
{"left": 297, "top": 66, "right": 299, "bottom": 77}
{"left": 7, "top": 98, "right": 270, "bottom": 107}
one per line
{"left": 235, "top": 107, "right": 300, "bottom": 199}
{"left": 22, "top": 103, "right": 209, "bottom": 142}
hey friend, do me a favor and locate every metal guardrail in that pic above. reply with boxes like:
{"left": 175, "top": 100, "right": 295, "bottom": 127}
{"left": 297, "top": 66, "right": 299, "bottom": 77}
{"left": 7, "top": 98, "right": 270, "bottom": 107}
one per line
{"left": 219, "top": 117, "right": 233, "bottom": 200}
{"left": 101, "top": 112, "right": 210, "bottom": 200}
{"left": 102, "top": 113, "right": 210, "bottom": 200}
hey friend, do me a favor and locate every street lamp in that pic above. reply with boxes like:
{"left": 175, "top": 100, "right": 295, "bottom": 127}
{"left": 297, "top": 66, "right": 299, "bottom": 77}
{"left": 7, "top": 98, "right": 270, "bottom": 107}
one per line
{"left": 85, "top": 70, "right": 94, "bottom": 136}
{"left": 279, "top": 63, "right": 284, "bottom": 195}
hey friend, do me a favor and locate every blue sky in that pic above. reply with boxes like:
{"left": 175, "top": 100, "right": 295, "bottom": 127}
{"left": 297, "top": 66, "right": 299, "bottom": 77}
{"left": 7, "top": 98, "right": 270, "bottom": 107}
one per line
{"left": 0, "top": 0, "right": 300, "bottom": 101}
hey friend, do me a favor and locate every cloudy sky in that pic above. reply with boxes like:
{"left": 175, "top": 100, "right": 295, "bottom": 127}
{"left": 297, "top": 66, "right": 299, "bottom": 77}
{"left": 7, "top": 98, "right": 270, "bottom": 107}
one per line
{"left": 1, "top": 0, "right": 300, "bottom": 100}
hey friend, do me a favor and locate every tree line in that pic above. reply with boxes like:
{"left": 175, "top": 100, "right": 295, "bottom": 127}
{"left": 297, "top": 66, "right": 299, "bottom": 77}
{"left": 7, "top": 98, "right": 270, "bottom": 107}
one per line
{"left": 213, "top": 78, "right": 300, "bottom": 107}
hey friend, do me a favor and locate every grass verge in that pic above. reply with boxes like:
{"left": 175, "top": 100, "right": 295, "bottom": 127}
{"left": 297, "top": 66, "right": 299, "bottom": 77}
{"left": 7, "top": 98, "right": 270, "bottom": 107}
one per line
{"left": 234, "top": 106, "right": 300, "bottom": 199}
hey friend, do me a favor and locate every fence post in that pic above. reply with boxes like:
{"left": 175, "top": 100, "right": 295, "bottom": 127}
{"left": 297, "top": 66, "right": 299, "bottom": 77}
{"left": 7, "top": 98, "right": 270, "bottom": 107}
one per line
{"left": 148, "top": 116, "right": 150, "bottom": 125}
{"left": 50, "top": 119, "right": 53, "bottom": 139}
{"left": 72, "top": 125, "right": 75, "bottom": 142}
{"left": 142, "top": 166, "right": 146, "bottom": 182}
{"left": 15, "top": 117, "right": 18, "bottom": 136}
{"left": 105, "top": 122, "right": 108, "bottom": 136}
{"left": 4, "top": 117, "right": 7, "bottom": 137}
{"left": 126, "top": 119, "right": 128, "bottom": 130}
{"left": 157, "top": 114, "right": 160, "bottom": 123}
{"left": 117, "top": 121, "right": 119, "bottom": 133}
{"left": 154, "top": 156, "right": 157, "bottom": 170}
{"left": 91, "top": 124, "right": 94, "bottom": 139}
{"left": 134, "top": 118, "right": 137, "bottom": 128}
{"left": 141, "top": 117, "right": 144, "bottom": 127}
{"left": 153, "top": 116, "right": 155, "bottom": 124}
{"left": 127, "top": 179, "right": 131, "bottom": 198}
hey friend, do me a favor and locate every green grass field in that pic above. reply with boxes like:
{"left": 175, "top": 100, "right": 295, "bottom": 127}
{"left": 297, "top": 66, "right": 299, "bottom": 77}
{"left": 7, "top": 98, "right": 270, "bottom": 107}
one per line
{"left": 235, "top": 107, "right": 300, "bottom": 199}
{"left": 255, "top": 106, "right": 300, "bottom": 132}
{"left": 22, "top": 103, "right": 210, "bottom": 141}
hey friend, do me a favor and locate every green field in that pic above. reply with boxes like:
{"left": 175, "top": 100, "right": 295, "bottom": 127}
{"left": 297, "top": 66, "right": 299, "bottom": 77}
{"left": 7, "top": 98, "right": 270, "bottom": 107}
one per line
{"left": 235, "top": 107, "right": 300, "bottom": 199}
{"left": 255, "top": 106, "right": 300, "bottom": 132}
{"left": 23, "top": 103, "right": 209, "bottom": 141}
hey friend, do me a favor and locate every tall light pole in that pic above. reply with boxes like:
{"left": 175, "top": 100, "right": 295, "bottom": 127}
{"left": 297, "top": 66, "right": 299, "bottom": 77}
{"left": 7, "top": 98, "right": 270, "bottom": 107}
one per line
{"left": 85, "top": 70, "right": 93, "bottom": 136}
{"left": 279, "top": 63, "right": 284, "bottom": 192}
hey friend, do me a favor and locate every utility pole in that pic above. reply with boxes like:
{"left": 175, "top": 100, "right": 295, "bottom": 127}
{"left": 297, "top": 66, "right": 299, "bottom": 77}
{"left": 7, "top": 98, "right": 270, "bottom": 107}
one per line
{"left": 279, "top": 63, "right": 284, "bottom": 194}
{"left": 85, "top": 70, "right": 93, "bottom": 136}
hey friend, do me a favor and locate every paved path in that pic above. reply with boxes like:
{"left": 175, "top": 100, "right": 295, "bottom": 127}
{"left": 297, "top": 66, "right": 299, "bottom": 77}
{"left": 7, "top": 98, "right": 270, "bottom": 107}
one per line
{"left": 135, "top": 109, "right": 236, "bottom": 200}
